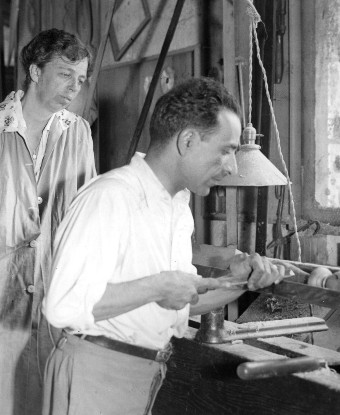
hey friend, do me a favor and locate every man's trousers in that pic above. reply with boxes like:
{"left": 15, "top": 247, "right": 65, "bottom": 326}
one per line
{"left": 42, "top": 333, "right": 167, "bottom": 415}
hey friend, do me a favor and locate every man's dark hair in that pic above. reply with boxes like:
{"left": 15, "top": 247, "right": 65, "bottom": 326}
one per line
{"left": 149, "top": 77, "right": 241, "bottom": 148}
{"left": 20, "top": 28, "right": 93, "bottom": 91}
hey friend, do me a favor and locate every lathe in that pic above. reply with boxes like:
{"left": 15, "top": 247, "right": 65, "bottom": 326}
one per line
{"left": 153, "top": 244, "right": 340, "bottom": 415}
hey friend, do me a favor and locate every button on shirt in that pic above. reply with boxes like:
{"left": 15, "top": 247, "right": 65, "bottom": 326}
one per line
{"left": 43, "top": 153, "right": 196, "bottom": 349}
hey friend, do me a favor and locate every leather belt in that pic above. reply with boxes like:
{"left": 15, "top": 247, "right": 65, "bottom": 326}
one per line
{"left": 74, "top": 334, "right": 172, "bottom": 363}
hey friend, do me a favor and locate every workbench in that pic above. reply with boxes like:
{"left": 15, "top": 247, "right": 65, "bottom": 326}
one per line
{"left": 153, "top": 324, "right": 340, "bottom": 415}
{"left": 153, "top": 244, "right": 340, "bottom": 414}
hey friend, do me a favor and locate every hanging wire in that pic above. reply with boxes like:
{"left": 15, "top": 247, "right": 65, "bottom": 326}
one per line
{"left": 248, "top": 21, "right": 253, "bottom": 124}
{"left": 246, "top": 0, "right": 261, "bottom": 125}
{"left": 245, "top": 0, "right": 302, "bottom": 262}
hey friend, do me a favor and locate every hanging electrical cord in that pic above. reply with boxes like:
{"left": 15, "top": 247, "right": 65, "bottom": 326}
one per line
{"left": 245, "top": 0, "right": 302, "bottom": 262}
{"left": 248, "top": 6, "right": 254, "bottom": 124}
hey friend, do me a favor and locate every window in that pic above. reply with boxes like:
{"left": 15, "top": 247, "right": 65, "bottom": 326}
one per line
{"left": 302, "top": 0, "right": 340, "bottom": 225}
{"left": 315, "top": 0, "right": 340, "bottom": 208}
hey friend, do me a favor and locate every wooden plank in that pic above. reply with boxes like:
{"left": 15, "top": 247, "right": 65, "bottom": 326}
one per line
{"left": 98, "top": 63, "right": 139, "bottom": 171}
{"left": 222, "top": 0, "right": 236, "bottom": 94}
{"left": 288, "top": 0, "right": 302, "bottom": 217}
{"left": 253, "top": 336, "right": 340, "bottom": 366}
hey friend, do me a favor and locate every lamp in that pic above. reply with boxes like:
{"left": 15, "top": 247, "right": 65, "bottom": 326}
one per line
{"left": 219, "top": 123, "right": 288, "bottom": 187}
{"left": 195, "top": 124, "right": 287, "bottom": 344}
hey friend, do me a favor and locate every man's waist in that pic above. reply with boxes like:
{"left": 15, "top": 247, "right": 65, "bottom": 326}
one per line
{"left": 67, "top": 332, "right": 172, "bottom": 363}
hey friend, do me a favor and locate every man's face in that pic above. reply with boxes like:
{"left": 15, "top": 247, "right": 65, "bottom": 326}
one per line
{"left": 181, "top": 109, "right": 241, "bottom": 196}
{"left": 33, "top": 56, "right": 88, "bottom": 113}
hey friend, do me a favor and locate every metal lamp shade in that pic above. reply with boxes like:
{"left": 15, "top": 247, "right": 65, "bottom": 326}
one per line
{"left": 218, "top": 143, "right": 288, "bottom": 187}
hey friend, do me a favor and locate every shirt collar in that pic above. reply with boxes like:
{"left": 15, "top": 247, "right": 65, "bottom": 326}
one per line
{"left": 0, "top": 90, "right": 79, "bottom": 134}
{"left": 129, "top": 152, "right": 190, "bottom": 206}
{"left": 55, "top": 109, "right": 79, "bottom": 130}
{"left": 0, "top": 91, "right": 26, "bottom": 134}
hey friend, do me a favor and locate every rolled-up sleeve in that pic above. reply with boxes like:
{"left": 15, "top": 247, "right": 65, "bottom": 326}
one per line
{"left": 43, "top": 180, "right": 129, "bottom": 331}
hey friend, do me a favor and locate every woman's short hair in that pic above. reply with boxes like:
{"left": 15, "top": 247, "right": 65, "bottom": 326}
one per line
{"left": 20, "top": 28, "right": 93, "bottom": 91}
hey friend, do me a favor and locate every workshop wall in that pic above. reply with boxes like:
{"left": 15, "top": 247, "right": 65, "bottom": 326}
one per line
{"left": 16, "top": 0, "right": 100, "bottom": 90}
{"left": 97, "top": 0, "right": 211, "bottom": 171}
{"left": 100, "top": 0, "right": 201, "bottom": 67}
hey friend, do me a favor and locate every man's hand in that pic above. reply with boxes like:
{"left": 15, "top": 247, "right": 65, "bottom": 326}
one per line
{"left": 224, "top": 253, "right": 286, "bottom": 290}
{"left": 247, "top": 254, "right": 286, "bottom": 290}
{"left": 154, "top": 271, "right": 221, "bottom": 310}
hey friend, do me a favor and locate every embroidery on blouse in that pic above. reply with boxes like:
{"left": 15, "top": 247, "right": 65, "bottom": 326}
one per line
{"left": 0, "top": 92, "right": 79, "bottom": 133}
{"left": 0, "top": 91, "right": 21, "bottom": 132}
{"left": 55, "top": 109, "right": 79, "bottom": 130}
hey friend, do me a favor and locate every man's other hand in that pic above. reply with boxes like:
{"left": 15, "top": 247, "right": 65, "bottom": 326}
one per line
{"left": 155, "top": 271, "right": 221, "bottom": 310}
{"left": 228, "top": 253, "right": 286, "bottom": 290}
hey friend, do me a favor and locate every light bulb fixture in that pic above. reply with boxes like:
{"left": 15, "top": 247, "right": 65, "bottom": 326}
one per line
{"left": 218, "top": 123, "right": 288, "bottom": 187}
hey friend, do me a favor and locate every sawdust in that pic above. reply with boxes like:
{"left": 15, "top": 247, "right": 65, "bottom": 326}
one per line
{"left": 236, "top": 294, "right": 313, "bottom": 342}
{"left": 239, "top": 295, "right": 312, "bottom": 323}
{"left": 237, "top": 294, "right": 311, "bottom": 322}
{"left": 296, "top": 366, "right": 340, "bottom": 388}
{"left": 262, "top": 296, "right": 309, "bottom": 320}
{"left": 225, "top": 327, "right": 238, "bottom": 336}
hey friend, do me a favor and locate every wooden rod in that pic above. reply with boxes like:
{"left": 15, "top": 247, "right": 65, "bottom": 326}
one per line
{"left": 270, "top": 257, "right": 340, "bottom": 275}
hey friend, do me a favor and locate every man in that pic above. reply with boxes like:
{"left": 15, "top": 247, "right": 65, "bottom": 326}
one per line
{"left": 0, "top": 29, "right": 96, "bottom": 415}
{"left": 42, "top": 77, "right": 285, "bottom": 415}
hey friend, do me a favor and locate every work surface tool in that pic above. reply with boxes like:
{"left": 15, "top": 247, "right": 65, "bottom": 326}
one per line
{"left": 195, "top": 261, "right": 340, "bottom": 310}
{"left": 194, "top": 262, "right": 339, "bottom": 343}
{"left": 191, "top": 244, "right": 340, "bottom": 345}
